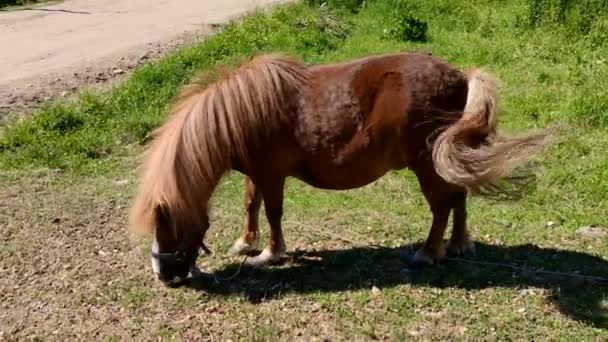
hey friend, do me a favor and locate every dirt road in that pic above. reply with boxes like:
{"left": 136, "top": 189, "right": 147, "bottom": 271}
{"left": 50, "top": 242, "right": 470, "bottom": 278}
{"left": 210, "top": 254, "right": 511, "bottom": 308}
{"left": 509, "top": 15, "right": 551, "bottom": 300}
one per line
{"left": 0, "top": 0, "right": 289, "bottom": 115}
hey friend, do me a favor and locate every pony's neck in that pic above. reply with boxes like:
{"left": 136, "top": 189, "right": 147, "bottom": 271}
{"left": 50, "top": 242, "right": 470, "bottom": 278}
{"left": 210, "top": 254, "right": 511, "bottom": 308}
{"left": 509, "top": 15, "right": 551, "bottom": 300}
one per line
{"left": 173, "top": 159, "right": 229, "bottom": 216}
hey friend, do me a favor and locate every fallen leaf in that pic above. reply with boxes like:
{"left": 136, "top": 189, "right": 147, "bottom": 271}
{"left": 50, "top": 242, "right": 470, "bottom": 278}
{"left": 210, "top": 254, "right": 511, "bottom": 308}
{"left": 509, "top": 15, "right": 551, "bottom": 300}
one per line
{"left": 113, "top": 179, "right": 129, "bottom": 186}
{"left": 457, "top": 326, "right": 468, "bottom": 335}
{"left": 576, "top": 225, "right": 607, "bottom": 238}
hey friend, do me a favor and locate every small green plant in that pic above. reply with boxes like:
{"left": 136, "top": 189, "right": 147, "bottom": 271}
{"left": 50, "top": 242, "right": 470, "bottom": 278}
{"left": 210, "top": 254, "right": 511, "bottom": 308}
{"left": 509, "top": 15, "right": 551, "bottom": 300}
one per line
{"left": 0, "top": 0, "right": 40, "bottom": 9}
{"left": 383, "top": 14, "right": 428, "bottom": 42}
{"left": 293, "top": 8, "right": 350, "bottom": 54}
{"left": 304, "top": 0, "right": 368, "bottom": 13}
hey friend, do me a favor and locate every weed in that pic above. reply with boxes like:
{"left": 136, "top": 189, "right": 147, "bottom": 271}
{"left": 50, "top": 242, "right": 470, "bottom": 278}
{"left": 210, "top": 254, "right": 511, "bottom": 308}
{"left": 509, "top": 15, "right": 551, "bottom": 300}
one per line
{"left": 568, "top": 92, "right": 608, "bottom": 127}
{"left": 525, "top": 0, "right": 608, "bottom": 41}
{"left": 383, "top": 14, "right": 428, "bottom": 42}
{"left": 304, "top": 0, "right": 369, "bottom": 13}
{"left": 291, "top": 7, "right": 350, "bottom": 54}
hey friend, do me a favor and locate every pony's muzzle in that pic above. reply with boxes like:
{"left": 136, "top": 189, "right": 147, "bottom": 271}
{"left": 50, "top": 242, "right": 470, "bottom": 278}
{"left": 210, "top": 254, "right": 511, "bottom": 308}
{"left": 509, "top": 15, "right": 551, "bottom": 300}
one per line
{"left": 156, "top": 264, "right": 203, "bottom": 287}
{"left": 150, "top": 250, "right": 196, "bottom": 286}
{"left": 150, "top": 242, "right": 209, "bottom": 286}
{"left": 157, "top": 272, "right": 186, "bottom": 286}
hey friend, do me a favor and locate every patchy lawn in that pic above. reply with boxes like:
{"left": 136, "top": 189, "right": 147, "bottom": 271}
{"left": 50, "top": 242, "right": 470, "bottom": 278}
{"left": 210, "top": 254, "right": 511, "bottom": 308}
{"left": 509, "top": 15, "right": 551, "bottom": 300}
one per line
{"left": 1, "top": 0, "right": 607, "bottom": 340}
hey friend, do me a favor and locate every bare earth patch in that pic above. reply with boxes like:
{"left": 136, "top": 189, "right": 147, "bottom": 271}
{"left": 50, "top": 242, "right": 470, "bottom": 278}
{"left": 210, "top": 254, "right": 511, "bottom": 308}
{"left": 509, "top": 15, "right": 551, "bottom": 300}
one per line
{"left": 0, "top": 173, "right": 361, "bottom": 340}
{"left": 1, "top": 170, "right": 606, "bottom": 340}
{"left": 0, "top": 29, "right": 211, "bottom": 119}
{"left": 0, "top": 0, "right": 289, "bottom": 119}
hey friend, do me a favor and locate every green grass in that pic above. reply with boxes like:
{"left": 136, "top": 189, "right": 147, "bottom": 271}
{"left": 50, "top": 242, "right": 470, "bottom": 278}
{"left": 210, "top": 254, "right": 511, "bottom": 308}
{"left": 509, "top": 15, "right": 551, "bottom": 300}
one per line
{"left": 1, "top": 0, "right": 607, "bottom": 339}
{"left": 0, "top": 0, "right": 44, "bottom": 9}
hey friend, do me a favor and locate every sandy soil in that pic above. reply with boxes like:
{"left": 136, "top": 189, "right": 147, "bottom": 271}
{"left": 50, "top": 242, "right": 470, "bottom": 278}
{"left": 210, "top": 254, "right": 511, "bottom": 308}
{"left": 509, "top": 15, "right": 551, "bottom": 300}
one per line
{"left": 0, "top": 0, "right": 289, "bottom": 116}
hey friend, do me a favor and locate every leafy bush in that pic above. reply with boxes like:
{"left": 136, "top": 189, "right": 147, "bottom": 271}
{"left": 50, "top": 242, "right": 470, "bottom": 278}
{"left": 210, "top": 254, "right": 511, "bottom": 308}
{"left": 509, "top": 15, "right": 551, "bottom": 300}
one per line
{"left": 376, "top": 0, "right": 429, "bottom": 42}
{"left": 292, "top": 8, "right": 350, "bottom": 54}
{"left": 383, "top": 14, "right": 428, "bottom": 42}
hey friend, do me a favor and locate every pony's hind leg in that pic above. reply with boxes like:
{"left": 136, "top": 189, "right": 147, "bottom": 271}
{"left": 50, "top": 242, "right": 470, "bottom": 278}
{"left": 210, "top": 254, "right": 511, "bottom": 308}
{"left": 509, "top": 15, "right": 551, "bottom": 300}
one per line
{"left": 412, "top": 201, "right": 450, "bottom": 266}
{"left": 228, "top": 176, "right": 262, "bottom": 256}
{"left": 246, "top": 177, "right": 287, "bottom": 267}
{"left": 445, "top": 191, "right": 475, "bottom": 256}
{"left": 411, "top": 169, "right": 455, "bottom": 266}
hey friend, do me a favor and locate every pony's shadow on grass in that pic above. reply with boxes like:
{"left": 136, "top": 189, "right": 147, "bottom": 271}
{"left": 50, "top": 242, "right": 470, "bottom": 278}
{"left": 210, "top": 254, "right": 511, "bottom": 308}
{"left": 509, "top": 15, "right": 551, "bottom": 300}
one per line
{"left": 188, "top": 242, "right": 608, "bottom": 328}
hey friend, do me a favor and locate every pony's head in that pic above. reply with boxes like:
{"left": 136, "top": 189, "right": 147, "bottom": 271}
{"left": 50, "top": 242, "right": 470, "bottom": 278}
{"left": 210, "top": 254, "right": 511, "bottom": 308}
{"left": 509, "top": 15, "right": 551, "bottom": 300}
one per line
{"left": 129, "top": 192, "right": 210, "bottom": 286}
{"left": 127, "top": 89, "right": 217, "bottom": 286}
{"left": 126, "top": 66, "right": 223, "bottom": 285}
{"left": 148, "top": 204, "right": 207, "bottom": 286}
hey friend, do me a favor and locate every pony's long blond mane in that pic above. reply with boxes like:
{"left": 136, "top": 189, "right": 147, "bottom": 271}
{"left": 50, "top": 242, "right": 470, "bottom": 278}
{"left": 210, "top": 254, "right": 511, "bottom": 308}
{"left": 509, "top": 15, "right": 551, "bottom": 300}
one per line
{"left": 128, "top": 54, "right": 310, "bottom": 236}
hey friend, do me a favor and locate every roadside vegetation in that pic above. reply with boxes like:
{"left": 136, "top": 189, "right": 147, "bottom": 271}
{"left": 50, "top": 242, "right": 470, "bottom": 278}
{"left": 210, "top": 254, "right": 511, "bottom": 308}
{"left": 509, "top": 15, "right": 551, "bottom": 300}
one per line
{"left": 0, "top": 0, "right": 45, "bottom": 9}
{"left": 1, "top": 0, "right": 606, "bottom": 339}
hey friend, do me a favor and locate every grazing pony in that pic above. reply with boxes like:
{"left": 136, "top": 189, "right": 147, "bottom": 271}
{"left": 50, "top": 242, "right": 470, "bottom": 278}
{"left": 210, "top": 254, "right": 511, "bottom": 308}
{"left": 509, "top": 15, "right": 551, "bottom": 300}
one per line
{"left": 128, "top": 51, "right": 549, "bottom": 285}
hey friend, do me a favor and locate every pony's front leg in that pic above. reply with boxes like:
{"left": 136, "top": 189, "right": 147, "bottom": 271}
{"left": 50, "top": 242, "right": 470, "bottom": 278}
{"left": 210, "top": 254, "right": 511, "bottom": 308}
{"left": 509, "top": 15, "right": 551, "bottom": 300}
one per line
{"left": 228, "top": 176, "right": 262, "bottom": 256}
{"left": 246, "top": 177, "right": 287, "bottom": 267}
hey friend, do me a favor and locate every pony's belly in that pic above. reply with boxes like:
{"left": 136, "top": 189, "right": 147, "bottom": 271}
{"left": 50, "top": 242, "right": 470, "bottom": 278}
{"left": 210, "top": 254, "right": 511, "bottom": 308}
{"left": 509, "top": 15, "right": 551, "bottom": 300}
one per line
{"left": 292, "top": 160, "right": 396, "bottom": 190}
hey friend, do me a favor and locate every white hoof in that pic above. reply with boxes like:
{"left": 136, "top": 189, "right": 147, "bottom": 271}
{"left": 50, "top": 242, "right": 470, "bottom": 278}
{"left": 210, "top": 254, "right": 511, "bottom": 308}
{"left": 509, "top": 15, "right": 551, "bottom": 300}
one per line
{"left": 245, "top": 248, "right": 284, "bottom": 268}
{"left": 228, "top": 237, "right": 258, "bottom": 256}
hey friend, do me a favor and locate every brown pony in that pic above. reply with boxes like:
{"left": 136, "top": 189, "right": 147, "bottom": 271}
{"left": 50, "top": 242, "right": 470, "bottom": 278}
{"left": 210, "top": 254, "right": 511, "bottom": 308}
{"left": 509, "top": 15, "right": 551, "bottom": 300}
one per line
{"left": 128, "top": 51, "right": 549, "bottom": 285}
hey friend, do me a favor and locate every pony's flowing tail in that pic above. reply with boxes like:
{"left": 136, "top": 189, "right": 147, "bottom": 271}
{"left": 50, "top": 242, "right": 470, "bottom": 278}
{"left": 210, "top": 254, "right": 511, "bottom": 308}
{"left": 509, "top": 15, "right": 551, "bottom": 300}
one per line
{"left": 432, "top": 69, "right": 551, "bottom": 199}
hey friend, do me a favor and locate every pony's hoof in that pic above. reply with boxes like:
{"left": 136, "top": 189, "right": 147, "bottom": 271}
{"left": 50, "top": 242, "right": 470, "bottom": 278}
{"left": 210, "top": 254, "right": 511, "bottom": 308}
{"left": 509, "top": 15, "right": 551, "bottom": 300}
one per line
{"left": 446, "top": 238, "right": 476, "bottom": 256}
{"left": 412, "top": 246, "right": 445, "bottom": 266}
{"left": 245, "top": 249, "right": 283, "bottom": 268}
{"left": 227, "top": 238, "right": 257, "bottom": 256}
